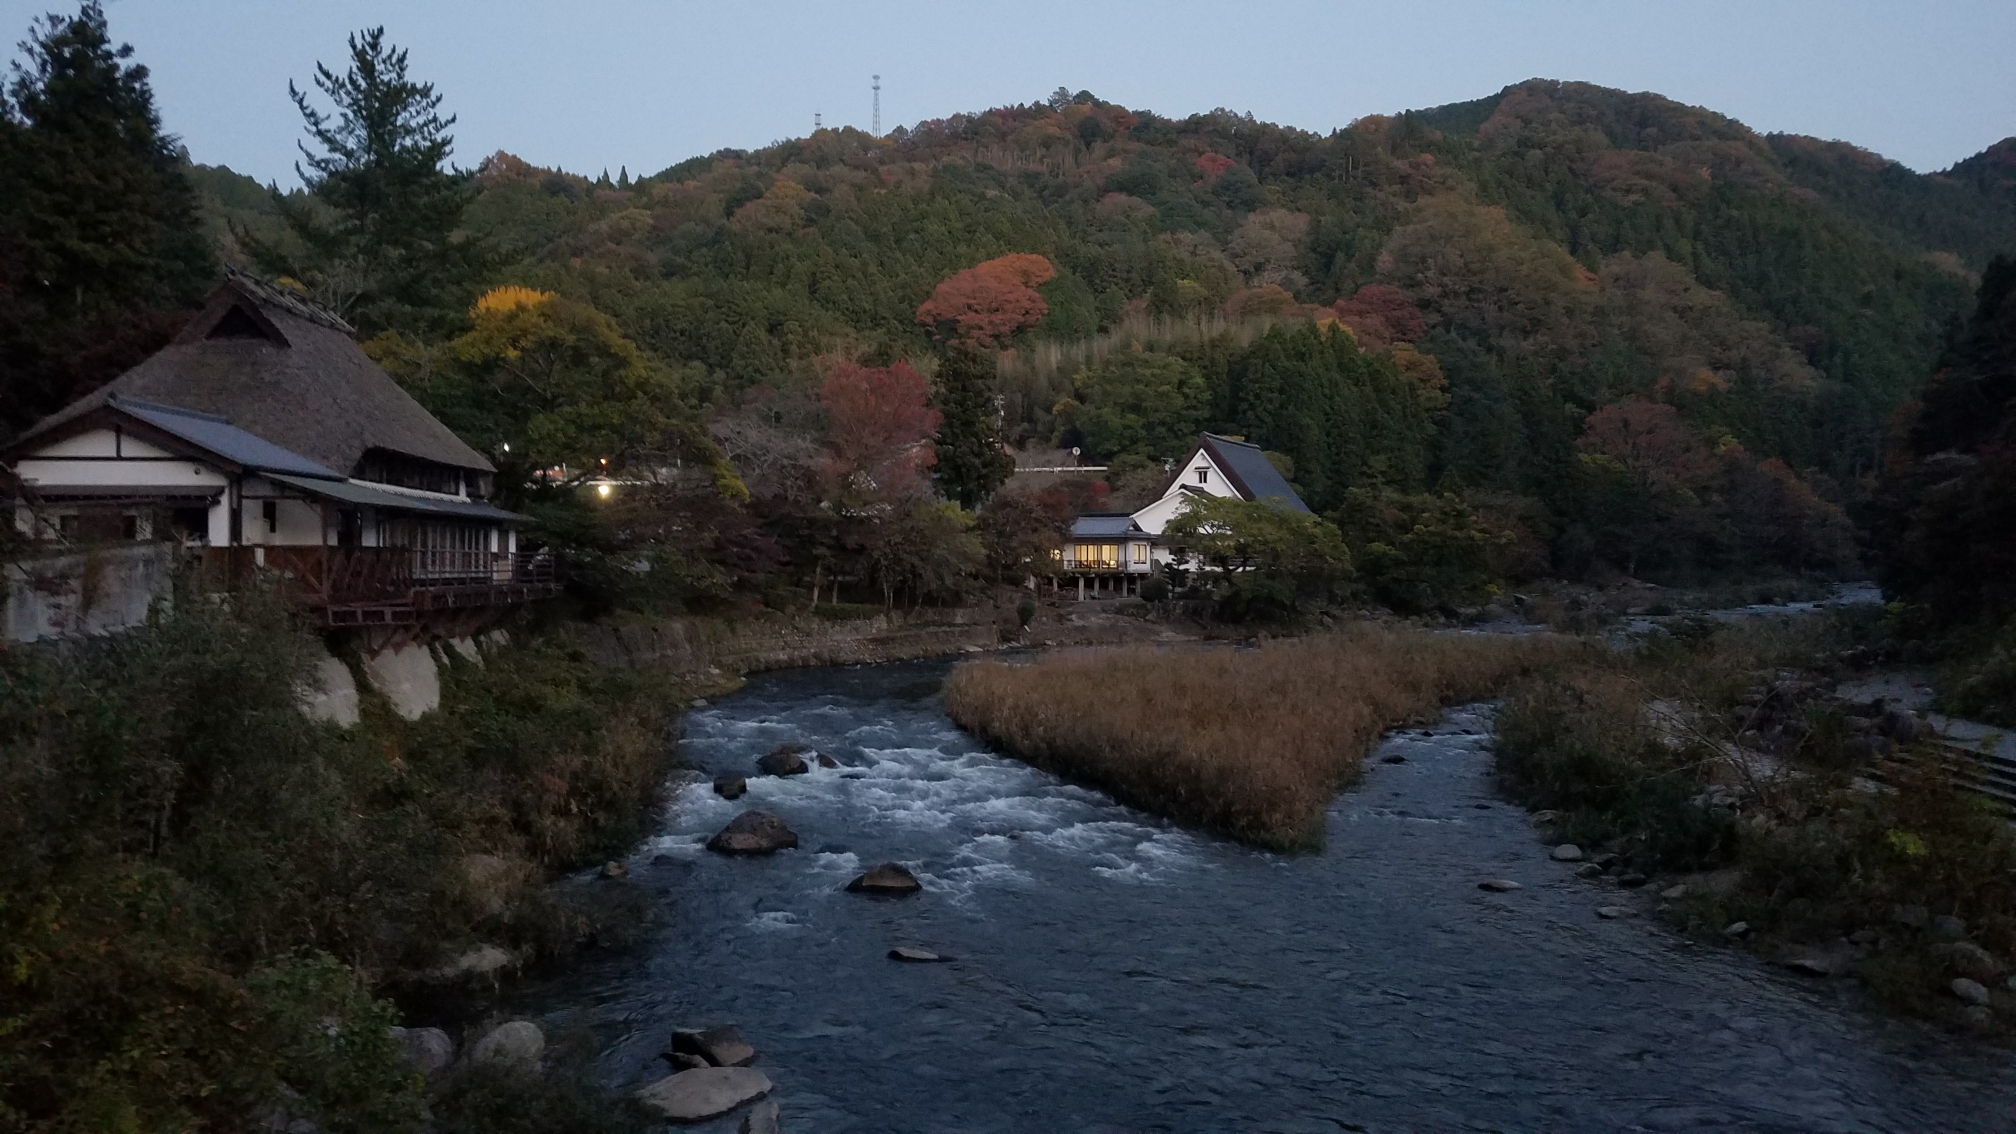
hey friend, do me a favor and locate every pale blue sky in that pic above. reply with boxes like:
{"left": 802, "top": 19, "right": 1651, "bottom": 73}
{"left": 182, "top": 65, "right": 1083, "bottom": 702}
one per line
{"left": 6, "top": 1, "right": 2012, "bottom": 183}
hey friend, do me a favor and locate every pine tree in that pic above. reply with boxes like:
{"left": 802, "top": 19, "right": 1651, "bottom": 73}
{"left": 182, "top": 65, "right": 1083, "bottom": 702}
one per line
{"left": 0, "top": 1, "right": 215, "bottom": 435}
{"left": 931, "top": 343, "right": 1014, "bottom": 509}
{"left": 245, "top": 27, "right": 478, "bottom": 333}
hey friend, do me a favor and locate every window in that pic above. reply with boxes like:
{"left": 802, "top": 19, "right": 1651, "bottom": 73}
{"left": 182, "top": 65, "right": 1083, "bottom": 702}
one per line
{"left": 1132, "top": 542, "right": 1147, "bottom": 564}
{"left": 262, "top": 500, "right": 278, "bottom": 534}
{"left": 1195, "top": 467, "right": 1209, "bottom": 484}
{"left": 121, "top": 514, "right": 139, "bottom": 540}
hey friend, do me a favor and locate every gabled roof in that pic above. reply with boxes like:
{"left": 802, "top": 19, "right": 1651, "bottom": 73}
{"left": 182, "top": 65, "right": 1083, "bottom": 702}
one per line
{"left": 114, "top": 396, "right": 343, "bottom": 480}
{"left": 10, "top": 274, "right": 494, "bottom": 476}
{"left": 1170, "top": 433, "right": 1312, "bottom": 513}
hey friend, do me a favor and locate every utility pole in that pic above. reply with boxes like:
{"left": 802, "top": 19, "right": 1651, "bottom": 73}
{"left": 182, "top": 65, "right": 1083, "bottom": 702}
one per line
{"left": 872, "top": 74, "right": 881, "bottom": 137}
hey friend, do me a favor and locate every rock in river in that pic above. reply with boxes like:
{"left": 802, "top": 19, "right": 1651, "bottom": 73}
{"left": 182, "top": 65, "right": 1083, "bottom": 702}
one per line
{"left": 635, "top": 1066, "right": 773, "bottom": 1122}
{"left": 1952, "top": 977, "right": 1991, "bottom": 1008}
{"left": 1477, "top": 879, "right": 1522, "bottom": 892}
{"left": 707, "top": 811, "right": 798, "bottom": 855}
{"left": 740, "top": 1099, "right": 782, "bottom": 1134}
{"left": 713, "top": 774, "right": 747, "bottom": 800}
{"left": 1551, "top": 844, "right": 1584, "bottom": 862}
{"left": 889, "top": 946, "right": 949, "bottom": 962}
{"left": 756, "top": 745, "right": 810, "bottom": 777}
{"left": 470, "top": 1020, "right": 544, "bottom": 1070}
{"left": 672, "top": 1024, "right": 756, "bottom": 1068}
{"left": 847, "top": 862, "right": 922, "bottom": 895}
{"left": 388, "top": 1026, "right": 454, "bottom": 1076}
{"left": 1596, "top": 906, "right": 1631, "bottom": 919}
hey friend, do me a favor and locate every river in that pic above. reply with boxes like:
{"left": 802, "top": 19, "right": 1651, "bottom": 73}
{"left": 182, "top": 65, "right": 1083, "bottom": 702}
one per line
{"left": 510, "top": 655, "right": 2016, "bottom": 1132}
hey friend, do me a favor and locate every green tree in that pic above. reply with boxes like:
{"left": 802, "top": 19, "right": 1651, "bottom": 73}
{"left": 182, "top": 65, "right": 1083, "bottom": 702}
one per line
{"left": 1164, "top": 494, "right": 1351, "bottom": 620}
{"left": 931, "top": 342, "right": 1014, "bottom": 508}
{"left": 247, "top": 26, "right": 478, "bottom": 332}
{"left": 0, "top": 1, "right": 214, "bottom": 434}
{"left": 1331, "top": 487, "right": 1502, "bottom": 613}
{"left": 1060, "top": 349, "right": 1209, "bottom": 462}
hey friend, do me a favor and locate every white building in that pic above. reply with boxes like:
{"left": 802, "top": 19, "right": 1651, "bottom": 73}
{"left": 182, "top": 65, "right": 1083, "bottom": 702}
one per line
{"left": 1055, "top": 432, "right": 1311, "bottom": 597}
{"left": 3, "top": 275, "right": 557, "bottom": 630}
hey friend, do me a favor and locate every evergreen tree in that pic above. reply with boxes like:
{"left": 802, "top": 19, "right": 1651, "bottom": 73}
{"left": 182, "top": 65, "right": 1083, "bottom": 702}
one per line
{"left": 245, "top": 27, "right": 477, "bottom": 333}
{"left": 0, "top": 1, "right": 214, "bottom": 435}
{"left": 931, "top": 343, "right": 1014, "bottom": 509}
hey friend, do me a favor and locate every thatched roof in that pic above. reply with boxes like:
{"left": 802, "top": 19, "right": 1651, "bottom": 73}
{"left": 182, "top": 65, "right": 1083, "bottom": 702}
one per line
{"left": 12, "top": 274, "right": 493, "bottom": 475}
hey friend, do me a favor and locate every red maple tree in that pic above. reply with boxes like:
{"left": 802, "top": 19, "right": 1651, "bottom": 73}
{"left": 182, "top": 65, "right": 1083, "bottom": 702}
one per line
{"left": 915, "top": 253, "right": 1057, "bottom": 345}
{"left": 1331, "top": 284, "right": 1427, "bottom": 348}
{"left": 1577, "top": 399, "right": 1714, "bottom": 491}
{"left": 818, "top": 360, "right": 942, "bottom": 501}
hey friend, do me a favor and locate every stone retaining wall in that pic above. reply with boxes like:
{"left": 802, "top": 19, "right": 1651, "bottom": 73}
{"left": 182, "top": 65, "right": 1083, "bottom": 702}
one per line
{"left": 563, "top": 607, "right": 1005, "bottom": 677}
{"left": 4, "top": 543, "right": 176, "bottom": 643}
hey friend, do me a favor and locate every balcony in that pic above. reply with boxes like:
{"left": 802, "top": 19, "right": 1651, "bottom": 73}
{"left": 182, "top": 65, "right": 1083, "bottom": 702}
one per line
{"left": 205, "top": 546, "right": 561, "bottom": 626}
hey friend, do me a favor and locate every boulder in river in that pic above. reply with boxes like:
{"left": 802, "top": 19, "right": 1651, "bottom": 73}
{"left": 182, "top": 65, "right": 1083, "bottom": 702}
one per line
{"left": 846, "top": 862, "right": 922, "bottom": 895}
{"left": 668, "top": 1052, "right": 709, "bottom": 1072}
{"left": 635, "top": 1067, "right": 773, "bottom": 1122}
{"left": 756, "top": 745, "right": 810, "bottom": 777}
{"left": 671, "top": 1024, "right": 756, "bottom": 1068}
{"left": 1930, "top": 914, "right": 1967, "bottom": 940}
{"left": 1951, "top": 977, "right": 1991, "bottom": 1008}
{"left": 1782, "top": 957, "right": 1835, "bottom": 977}
{"left": 740, "top": 1099, "right": 781, "bottom": 1134}
{"left": 1551, "top": 844, "right": 1584, "bottom": 862}
{"left": 1596, "top": 906, "right": 1631, "bottom": 920}
{"left": 1723, "top": 921, "right": 1751, "bottom": 938}
{"left": 889, "top": 946, "right": 949, "bottom": 962}
{"left": 1575, "top": 863, "right": 1604, "bottom": 879}
{"left": 388, "top": 1026, "right": 454, "bottom": 1076}
{"left": 714, "top": 775, "right": 747, "bottom": 800}
{"left": 1661, "top": 884, "right": 1689, "bottom": 900}
{"left": 1477, "top": 879, "right": 1522, "bottom": 892}
{"left": 817, "top": 753, "right": 839, "bottom": 769}
{"left": 1528, "top": 810, "right": 1559, "bottom": 827}
{"left": 1931, "top": 942, "right": 2000, "bottom": 981}
{"left": 470, "top": 1020, "right": 544, "bottom": 1070}
{"left": 707, "top": 811, "right": 798, "bottom": 855}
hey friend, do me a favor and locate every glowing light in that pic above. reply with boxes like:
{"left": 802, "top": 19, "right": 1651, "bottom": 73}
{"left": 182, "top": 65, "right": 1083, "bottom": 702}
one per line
{"left": 596, "top": 483, "right": 613, "bottom": 499}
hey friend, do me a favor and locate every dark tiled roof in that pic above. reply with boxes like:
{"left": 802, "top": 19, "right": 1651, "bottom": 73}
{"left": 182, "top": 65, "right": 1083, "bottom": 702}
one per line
{"left": 1196, "top": 433, "right": 1311, "bottom": 513}
{"left": 1069, "top": 513, "right": 1146, "bottom": 539}
{"left": 266, "top": 473, "right": 528, "bottom": 522}
{"left": 115, "top": 396, "right": 342, "bottom": 479}
{"left": 15, "top": 277, "right": 493, "bottom": 476}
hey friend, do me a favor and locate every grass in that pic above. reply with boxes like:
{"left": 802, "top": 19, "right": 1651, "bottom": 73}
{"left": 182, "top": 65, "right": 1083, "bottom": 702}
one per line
{"left": 943, "top": 626, "right": 1574, "bottom": 849}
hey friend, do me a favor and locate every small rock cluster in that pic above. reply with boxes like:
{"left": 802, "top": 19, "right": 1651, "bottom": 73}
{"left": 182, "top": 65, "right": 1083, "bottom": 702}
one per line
{"left": 1730, "top": 671, "right": 1926, "bottom": 760}
{"left": 636, "top": 1024, "right": 776, "bottom": 1123}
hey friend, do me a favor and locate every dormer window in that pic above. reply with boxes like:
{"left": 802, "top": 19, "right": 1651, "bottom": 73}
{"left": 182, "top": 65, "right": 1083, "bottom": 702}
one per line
{"left": 1196, "top": 467, "right": 1209, "bottom": 484}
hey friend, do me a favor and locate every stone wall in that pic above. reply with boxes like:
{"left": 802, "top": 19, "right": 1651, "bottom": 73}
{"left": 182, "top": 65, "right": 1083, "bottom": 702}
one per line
{"left": 563, "top": 607, "right": 1005, "bottom": 677}
{"left": 4, "top": 543, "right": 176, "bottom": 643}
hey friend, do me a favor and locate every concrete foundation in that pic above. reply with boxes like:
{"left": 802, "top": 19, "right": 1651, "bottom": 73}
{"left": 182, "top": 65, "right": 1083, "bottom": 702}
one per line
{"left": 300, "top": 641, "right": 362, "bottom": 727}
{"left": 361, "top": 641, "right": 442, "bottom": 720}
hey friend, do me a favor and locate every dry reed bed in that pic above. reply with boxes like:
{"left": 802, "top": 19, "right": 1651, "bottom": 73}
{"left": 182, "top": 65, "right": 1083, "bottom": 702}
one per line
{"left": 944, "top": 628, "right": 1575, "bottom": 850}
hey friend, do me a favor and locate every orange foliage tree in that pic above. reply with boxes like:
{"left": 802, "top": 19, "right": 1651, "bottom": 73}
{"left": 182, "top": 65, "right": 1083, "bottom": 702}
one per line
{"left": 915, "top": 253, "right": 1056, "bottom": 345}
{"left": 1576, "top": 399, "right": 1714, "bottom": 492}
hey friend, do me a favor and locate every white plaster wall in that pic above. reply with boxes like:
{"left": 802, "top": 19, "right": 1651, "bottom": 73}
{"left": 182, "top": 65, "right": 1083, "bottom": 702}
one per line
{"left": 361, "top": 641, "right": 441, "bottom": 720}
{"left": 299, "top": 639, "right": 361, "bottom": 727}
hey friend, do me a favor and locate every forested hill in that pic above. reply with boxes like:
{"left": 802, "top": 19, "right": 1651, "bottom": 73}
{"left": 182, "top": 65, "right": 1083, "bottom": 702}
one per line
{"left": 183, "top": 79, "right": 2016, "bottom": 582}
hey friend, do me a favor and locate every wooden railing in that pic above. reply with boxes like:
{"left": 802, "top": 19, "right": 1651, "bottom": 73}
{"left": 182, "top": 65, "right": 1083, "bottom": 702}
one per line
{"left": 205, "top": 547, "right": 557, "bottom": 609}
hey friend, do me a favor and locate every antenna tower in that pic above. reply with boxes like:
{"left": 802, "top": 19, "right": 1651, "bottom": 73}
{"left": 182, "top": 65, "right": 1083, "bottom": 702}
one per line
{"left": 814, "top": 111, "right": 822, "bottom": 131}
{"left": 872, "top": 74, "right": 881, "bottom": 136}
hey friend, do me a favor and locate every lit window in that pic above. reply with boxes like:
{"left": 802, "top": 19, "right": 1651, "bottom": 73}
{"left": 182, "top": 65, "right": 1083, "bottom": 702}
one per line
{"left": 1196, "top": 467, "right": 1209, "bottom": 484}
{"left": 1132, "top": 542, "right": 1147, "bottom": 563}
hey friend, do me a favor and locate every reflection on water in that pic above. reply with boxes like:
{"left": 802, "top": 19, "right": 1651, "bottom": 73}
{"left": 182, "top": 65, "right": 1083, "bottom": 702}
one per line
{"left": 508, "top": 656, "right": 2016, "bottom": 1133}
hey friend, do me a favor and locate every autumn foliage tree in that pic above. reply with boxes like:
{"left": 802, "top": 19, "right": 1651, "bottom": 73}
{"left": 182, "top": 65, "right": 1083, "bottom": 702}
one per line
{"left": 817, "top": 359, "right": 941, "bottom": 505}
{"left": 915, "top": 253, "right": 1056, "bottom": 345}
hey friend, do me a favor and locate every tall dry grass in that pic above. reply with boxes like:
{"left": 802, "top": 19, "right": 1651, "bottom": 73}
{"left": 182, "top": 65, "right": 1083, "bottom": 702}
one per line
{"left": 943, "top": 627, "right": 1574, "bottom": 849}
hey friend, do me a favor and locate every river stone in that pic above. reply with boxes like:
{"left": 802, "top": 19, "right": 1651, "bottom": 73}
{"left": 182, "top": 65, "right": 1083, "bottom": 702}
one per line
{"left": 756, "top": 745, "right": 809, "bottom": 776}
{"left": 1529, "top": 810, "right": 1560, "bottom": 827}
{"left": 470, "top": 1020, "right": 544, "bottom": 1069}
{"left": 635, "top": 1067, "right": 773, "bottom": 1122}
{"left": 1783, "top": 957, "right": 1835, "bottom": 977}
{"left": 817, "top": 753, "right": 839, "bottom": 769}
{"left": 1617, "top": 872, "right": 1648, "bottom": 888}
{"left": 1477, "top": 879, "right": 1522, "bottom": 892}
{"left": 388, "top": 1026, "right": 454, "bottom": 1075}
{"left": 1575, "top": 863, "right": 1604, "bottom": 879}
{"left": 431, "top": 943, "right": 513, "bottom": 983}
{"left": 714, "top": 775, "right": 747, "bottom": 800}
{"left": 672, "top": 1025, "right": 756, "bottom": 1068}
{"left": 1932, "top": 941, "right": 2000, "bottom": 980}
{"left": 1380, "top": 754, "right": 1407, "bottom": 764}
{"left": 1930, "top": 914, "right": 1967, "bottom": 940}
{"left": 1724, "top": 921, "right": 1752, "bottom": 938}
{"left": 889, "top": 946, "right": 948, "bottom": 962}
{"left": 668, "top": 1052, "right": 709, "bottom": 1072}
{"left": 707, "top": 811, "right": 798, "bottom": 855}
{"left": 1551, "top": 844, "right": 1584, "bottom": 862}
{"left": 1952, "top": 977, "right": 1992, "bottom": 1007}
{"left": 1596, "top": 906, "right": 1631, "bottom": 919}
{"left": 740, "top": 1100, "right": 781, "bottom": 1134}
{"left": 601, "top": 859, "right": 627, "bottom": 879}
{"left": 1962, "top": 1005, "right": 1995, "bottom": 1027}
{"left": 1661, "top": 884, "right": 1689, "bottom": 900}
{"left": 847, "top": 862, "right": 922, "bottom": 895}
